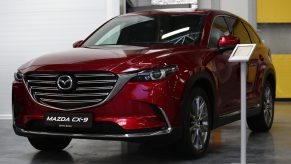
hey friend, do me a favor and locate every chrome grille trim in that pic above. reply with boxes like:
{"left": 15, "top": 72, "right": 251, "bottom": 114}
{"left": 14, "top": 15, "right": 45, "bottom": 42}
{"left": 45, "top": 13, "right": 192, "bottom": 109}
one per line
{"left": 77, "top": 79, "right": 117, "bottom": 84}
{"left": 76, "top": 86, "right": 114, "bottom": 91}
{"left": 74, "top": 74, "right": 116, "bottom": 77}
{"left": 27, "top": 80, "right": 56, "bottom": 84}
{"left": 23, "top": 72, "right": 136, "bottom": 111}
{"left": 30, "top": 86, "right": 58, "bottom": 91}
{"left": 40, "top": 98, "right": 103, "bottom": 104}
{"left": 26, "top": 74, "right": 59, "bottom": 78}
{"left": 35, "top": 92, "right": 109, "bottom": 97}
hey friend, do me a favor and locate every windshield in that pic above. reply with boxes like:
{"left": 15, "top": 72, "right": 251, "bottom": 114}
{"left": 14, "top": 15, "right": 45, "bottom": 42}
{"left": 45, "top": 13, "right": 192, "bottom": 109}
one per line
{"left": 83, "top": 14, "right": 205, "bottom": 46}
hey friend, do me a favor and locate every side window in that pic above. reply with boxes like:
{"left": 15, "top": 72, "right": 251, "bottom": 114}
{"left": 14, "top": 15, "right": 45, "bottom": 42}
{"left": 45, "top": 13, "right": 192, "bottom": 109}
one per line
{"left": 243, "top": 22, "right": 261, "bottom": 44}
{"left": 209, "top": 16, "right": 230, "bottom": 48}
{"left": 225, "top": 17, "right": 251, "bottom": 44}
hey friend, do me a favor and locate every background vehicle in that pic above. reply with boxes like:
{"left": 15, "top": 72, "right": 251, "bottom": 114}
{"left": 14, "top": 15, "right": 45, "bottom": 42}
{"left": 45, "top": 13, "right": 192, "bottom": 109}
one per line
{"left": 12, "top": 9, "right": 275, "bottom": 158}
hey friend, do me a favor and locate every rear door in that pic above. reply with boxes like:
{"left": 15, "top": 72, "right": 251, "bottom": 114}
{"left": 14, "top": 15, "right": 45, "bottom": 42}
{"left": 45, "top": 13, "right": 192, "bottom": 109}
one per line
{"left": 226, "top": 17, "right": 262, "bottom": 106}
{"left": 243, "top": 21, "right": 268, "bottom": 104}
{"left": 225, "top": 17, "right": 253, "bottom": 92}
{"left": 243, "top": 22, "right": 262, "bottom": 92}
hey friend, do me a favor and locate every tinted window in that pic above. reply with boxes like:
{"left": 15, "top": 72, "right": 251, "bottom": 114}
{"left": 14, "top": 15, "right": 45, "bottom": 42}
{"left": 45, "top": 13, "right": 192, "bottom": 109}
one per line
{"left": 159, "top": 14, "right": 205, "bottom": 45}
{"left": 209, "top": 16, "right": 230, "bottom": 48}
{"left": 243, "top": 22, "right": 261, "bottom": 43}
{"left": 226, "top": 17, "right": 251, "bottom": 44}
{"left": 83, "top": 14, "right": 205, "bottom": 46}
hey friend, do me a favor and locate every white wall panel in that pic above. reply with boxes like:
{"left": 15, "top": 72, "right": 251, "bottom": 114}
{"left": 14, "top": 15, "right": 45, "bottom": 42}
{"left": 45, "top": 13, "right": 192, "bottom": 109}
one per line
{"left": 197, "top": 0, "right": 210, "bottom": 10}
{"left": 221, "top": 0, "right": 248, "bottom": 21}
{"left": 221, "top": 0, "right": 256, "bottom": 27}
{"left": 0, "top": 0, "right": 120, "bottom": 115}
{"left": 198, "top": 0, "right": 257, "bottom": 28}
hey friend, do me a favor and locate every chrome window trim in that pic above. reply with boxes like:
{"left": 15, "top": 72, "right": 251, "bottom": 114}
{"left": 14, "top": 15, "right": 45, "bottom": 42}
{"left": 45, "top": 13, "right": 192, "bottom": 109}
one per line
{"left": 22, "top": 73, "right": 137, "bottom": 111}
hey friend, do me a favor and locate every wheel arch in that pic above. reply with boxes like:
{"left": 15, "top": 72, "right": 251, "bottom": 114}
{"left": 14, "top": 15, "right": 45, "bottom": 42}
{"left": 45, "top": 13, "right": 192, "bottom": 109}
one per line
{"left": 264, "top": 68, "right": 276, "bottom": 98}
{"left": 179, "top": 71, "right": 217, "bottom": 130}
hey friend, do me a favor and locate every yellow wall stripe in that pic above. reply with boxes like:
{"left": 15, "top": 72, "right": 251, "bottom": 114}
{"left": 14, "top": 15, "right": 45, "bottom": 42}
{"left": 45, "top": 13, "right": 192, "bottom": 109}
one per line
{"left": 272, "top": 55, "right": 291, "bottom": 98}
{"left": 257, "top": 0, "right": 291, "bottom": 23}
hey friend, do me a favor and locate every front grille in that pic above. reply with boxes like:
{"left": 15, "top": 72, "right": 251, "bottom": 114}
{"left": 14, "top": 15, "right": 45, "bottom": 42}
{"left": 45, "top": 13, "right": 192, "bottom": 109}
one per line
{"left": 24, "top": 72, "right": 118, "bottom": 110}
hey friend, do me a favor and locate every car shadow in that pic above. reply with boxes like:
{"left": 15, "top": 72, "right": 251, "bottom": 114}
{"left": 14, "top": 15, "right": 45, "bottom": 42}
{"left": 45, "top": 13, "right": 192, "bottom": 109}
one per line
{"left": 30, "top": 151, "right": 74, "bottom": 164}
{"left": 29, "top": 131, "right": 275, "bottom": 164}
{"left": 29, "top": 142, "right": 193, "bottom": 164}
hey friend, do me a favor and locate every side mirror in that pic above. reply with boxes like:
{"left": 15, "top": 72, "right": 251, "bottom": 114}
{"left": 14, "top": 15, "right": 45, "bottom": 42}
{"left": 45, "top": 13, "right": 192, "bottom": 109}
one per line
{"left": 73, "top": 40, "right": 84, "bottom": 48}
{"left": 218, "top": 36, "right": 240, "bottom": 51}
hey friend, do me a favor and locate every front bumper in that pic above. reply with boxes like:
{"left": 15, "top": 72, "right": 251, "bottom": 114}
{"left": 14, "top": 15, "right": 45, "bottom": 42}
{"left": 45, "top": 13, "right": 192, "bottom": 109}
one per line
{"left": 13, "top": 124, "right": 172, "bottom": 140}
{"left": 12, "top": 72, "right": 182, "bottom": 139}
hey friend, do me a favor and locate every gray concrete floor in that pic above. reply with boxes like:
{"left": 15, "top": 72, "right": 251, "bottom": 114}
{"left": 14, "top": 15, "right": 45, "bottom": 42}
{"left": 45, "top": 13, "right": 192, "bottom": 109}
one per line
{"left": 1, "top": 102, "right": 291, "bottom": 164}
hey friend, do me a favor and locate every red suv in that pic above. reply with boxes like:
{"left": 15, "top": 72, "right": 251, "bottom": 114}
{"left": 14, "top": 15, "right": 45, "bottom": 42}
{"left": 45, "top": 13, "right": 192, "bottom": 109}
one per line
{"left": 12, "top": 9, "right": 276, "bottom": 157}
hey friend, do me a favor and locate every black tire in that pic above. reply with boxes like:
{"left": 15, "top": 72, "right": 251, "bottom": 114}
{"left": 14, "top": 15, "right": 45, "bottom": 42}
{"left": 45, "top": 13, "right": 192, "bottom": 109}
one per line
{"left": 28, "top": 137, "right": 71, "bottom": 151}
{"left": 177, "top": 87, "right": 211, "bottom": 158}
{"left": 247, "top": 81, "right": 274, "bottom": 132}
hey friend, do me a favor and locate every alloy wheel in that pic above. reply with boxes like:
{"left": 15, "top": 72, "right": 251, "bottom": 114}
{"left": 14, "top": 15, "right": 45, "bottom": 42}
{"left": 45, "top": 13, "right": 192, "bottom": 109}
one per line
{"left": 189, "top": 96, "right": 209, "bottom": 150}
{"left": 263, "top": 86, "right": 273, "bottom": 126}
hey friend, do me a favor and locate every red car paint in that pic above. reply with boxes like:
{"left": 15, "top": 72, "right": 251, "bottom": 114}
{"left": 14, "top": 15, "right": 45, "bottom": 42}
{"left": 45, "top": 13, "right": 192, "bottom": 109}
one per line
{"left": 12, "top": 9, "right": 275, "bottom": 139}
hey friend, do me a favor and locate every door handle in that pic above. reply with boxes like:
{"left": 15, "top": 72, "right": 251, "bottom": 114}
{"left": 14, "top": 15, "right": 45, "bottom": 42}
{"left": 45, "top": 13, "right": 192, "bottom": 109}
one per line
{"left": 248, "top": 60, "right": 258, "bottom": 67}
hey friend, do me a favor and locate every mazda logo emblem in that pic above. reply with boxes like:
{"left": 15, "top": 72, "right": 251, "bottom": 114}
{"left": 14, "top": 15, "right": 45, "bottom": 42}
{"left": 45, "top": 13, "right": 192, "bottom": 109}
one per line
{"left": 57, "top": 75, "right": 73, "bottom": 91}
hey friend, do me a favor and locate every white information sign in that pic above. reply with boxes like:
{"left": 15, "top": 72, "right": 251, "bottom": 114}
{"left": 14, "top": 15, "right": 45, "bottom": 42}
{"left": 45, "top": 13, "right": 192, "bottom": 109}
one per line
{"left": 228, "top": 44, "right": 256, "bottom": 164}
{"left": 228, "top": 44, "right": 256, "bottom": 62}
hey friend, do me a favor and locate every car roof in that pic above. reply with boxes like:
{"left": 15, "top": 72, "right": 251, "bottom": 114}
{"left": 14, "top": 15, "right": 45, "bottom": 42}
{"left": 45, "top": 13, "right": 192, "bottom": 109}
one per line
{"left": 125, "top": 8, "right": 236, "bottom": 17}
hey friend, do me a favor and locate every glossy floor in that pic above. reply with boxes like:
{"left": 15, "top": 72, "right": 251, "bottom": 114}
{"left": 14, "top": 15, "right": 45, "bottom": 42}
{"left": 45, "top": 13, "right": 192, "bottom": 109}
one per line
{"left": 1, "top": 102, "right": 291, "bottom": 164}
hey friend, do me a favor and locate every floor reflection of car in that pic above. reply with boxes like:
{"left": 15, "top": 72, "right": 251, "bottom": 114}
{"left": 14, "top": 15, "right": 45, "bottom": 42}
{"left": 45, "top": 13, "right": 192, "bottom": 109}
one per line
{"left": 12, "top": 9, "right": 276, "bottom": 158}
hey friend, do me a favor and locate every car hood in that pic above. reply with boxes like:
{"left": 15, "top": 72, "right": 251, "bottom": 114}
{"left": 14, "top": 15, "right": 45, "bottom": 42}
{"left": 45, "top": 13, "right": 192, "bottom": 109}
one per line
{"left": 19, "top": 45, "right": 175, "bottom": 73}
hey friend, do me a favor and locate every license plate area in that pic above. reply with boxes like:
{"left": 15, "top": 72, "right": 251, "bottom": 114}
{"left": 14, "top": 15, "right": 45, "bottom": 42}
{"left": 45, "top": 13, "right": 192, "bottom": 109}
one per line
{"left": 44, "top": 112, "right": 93, "bottom": 129}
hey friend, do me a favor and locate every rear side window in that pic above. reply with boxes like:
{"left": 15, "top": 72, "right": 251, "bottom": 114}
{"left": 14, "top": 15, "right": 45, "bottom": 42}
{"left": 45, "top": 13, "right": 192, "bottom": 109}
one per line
{"left": 209, "top": 16, "right": 230, "bottom": 48}
{"left": 225, "top": 17, "right": 251, "bottom": 44}
{"left": 243, "top": 22, "right": 261, "bottom": 44}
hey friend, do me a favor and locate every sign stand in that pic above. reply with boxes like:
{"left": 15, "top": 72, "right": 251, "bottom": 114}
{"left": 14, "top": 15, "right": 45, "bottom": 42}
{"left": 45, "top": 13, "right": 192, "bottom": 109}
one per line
{"left": 240, "top": 62, "right": 247, "bottom": 164}
{"left": 229, "top": 44, "right": 256, "bottom": 164}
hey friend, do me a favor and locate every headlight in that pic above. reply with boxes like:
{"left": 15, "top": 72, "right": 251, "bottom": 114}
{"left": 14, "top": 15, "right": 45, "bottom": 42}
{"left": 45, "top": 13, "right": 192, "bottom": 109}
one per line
{"left": 131, "top": 65, "right": 178, "bottom": 81}
{"left": 14, "top": 71, "right": 23, "bottom": 82}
